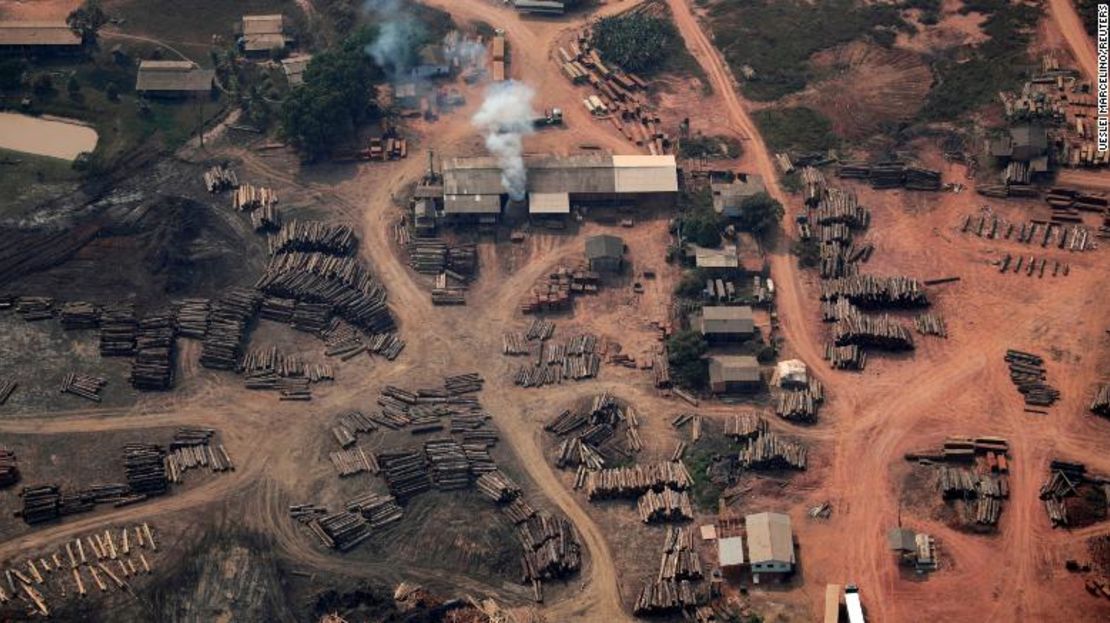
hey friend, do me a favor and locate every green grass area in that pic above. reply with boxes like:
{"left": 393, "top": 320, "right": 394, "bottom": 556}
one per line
{"left": 752, "top": 106, "right": 839, "bottom": 154}
{"left": 0, "top": 148, "right": 82, "bottom": 216}
{"left": 705, "top": 0, "right": 908, "bottom": 101}
{"left": 920, "top": 0, "right": 1042, "bottom": 121}
{"left": 590, "top": 8, "right": 704, "bottom": 81}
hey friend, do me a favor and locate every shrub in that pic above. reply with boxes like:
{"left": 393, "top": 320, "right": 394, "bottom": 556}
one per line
{"left": 752, "top": 107, "right": 838, "bottom": 154}
{"left": 667, "top": 329, "right": 708, "bottom": 389}
{"left": 590, "top": 13, "right": 680, "bottom": 74}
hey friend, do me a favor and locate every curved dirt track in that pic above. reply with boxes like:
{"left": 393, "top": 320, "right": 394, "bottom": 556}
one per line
{"left": 1048, "top": 0, "right": 1098, "bottom": 80}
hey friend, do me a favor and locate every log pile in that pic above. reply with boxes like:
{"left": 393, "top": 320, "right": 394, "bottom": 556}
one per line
{"left": 834, "top": 311, "right": 914, "bottom": 350}
{"left": 1004, "top": 349, "right": 1060, "bottom": 407}
{"left": 725, "top": 412, "right": 767, "bottom": 441}
{"left": 99, "top": 304, "right": 137, "bottom": 357}
{"left": 329, "top": 447, "right": 377, "bottom": 477}
{"left": 122, "top": 444, "right": 168, "bottom": 496}
{"left": 820, "top": 275, "right": 928, "bottom": 309}
{"left": 737, "top": 433, "right": 807, "bottom": 470}
{"left": 174, "top": 298, "right": 209, "bottom": 338}
{"left": 130, "top": 311, "right": 175, "bottom": 391}
{"left": 520, "top": 265, "right": 600, "bottom": 314}
{"left": 250, "top": 204, "right": 281, "bottom": 233}
{"left": 16, "top": 296, "right": 54, "bottom": 321}
{"left": 774, "top": 378, "right": 824, "bottom": 422}
{"left": 935, "top": 466, "right": 1007, "bottom": 526}
{"left": 514, "top": 334, "right": 600, "bottom": 387}
{"left": 60, "top": 301, "right": 100, "bottom": 330}
{"left": 346, "top": 492, "right": 403, "bottom": 529}
{"left": 0, "top": 447, "right": 19, "bottom": 487}
{"left": 960, "top": 211, "right": 1097, "bottom": 251}
{"left": 271, "top": 221, "right": 356, "bottom": 256}
{"left": 526, "top": 318, "right": 556, "bottom": 341}
{"left": 635, "top": 525, "right": 703, "bottom": 615}
{"left": 825, "top": 343, "right": 866, "bottom": 370}
{"left": 379, "top": 451, "right": 432, "bottom": 500}
{"left": 232, "top": 184, "right": 277, "bottom": 211}
{"left": 518, "top": 513, "right": 582, "bottom": 598}
{"left": 203, "top": 164, "right": 238, "bottom": 192}
{"left": 199, "top": 287, "right": 261, "bottom": 370}
{"left": 291, "top": 301, "right": 332, "bottom": 333}
{"left": 1091, "top": 384, "right": 1110, "bottom": 417}
{"left": 637, "top": 487, "right": 694, "bottom": 523}
{"left": 259, "top": 296, "right": 295, "bottom": 323}
{"left": 502, "top": 332, "right": 529, "bottom": 355}
{"left": 812, "top": 188, "right": 869, "bottom": 227}
{"left": 431, "top": 288, "right": 466, "bottom": 305}
{"left": 424, "top": 439, "right": 472, "bottom": 490}
{"left": 502, "top": 497, "right": 537, "bottom": 524}
{"left": 634, "top": 580, "right": 699, "bottom": 616}
{"left": 165, "top": 428, "right": 233, "bottom": 480}
{"left": 584, "top": 462, "right": 691, "bottom": 500}
{"left": 914, "top": 312, "right": 948, "bottom": 338}
{"left": 0, "top": 378, "right": 16, "bottom": 405}
{"left": 476, "top": 470, "right": 522, "bottom": 503}
{"left": 60, "top": 373, "right": 107, "bottom": 402}
{"left": 837, "top": 162, "right": 941, "bottom": 191}
{"left": 311, "top": 511, "right": 371, "bottom": 551}
{"left": 1037, "top": 460, "right": 1109, "bottom": 528}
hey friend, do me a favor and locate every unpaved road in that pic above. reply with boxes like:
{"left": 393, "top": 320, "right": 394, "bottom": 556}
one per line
{"left": 1047, "top": 0, "right": 1098, "bottom": 80}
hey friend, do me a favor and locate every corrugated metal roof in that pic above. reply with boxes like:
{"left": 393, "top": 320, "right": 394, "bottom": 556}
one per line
{"left": 529, "top": 192, "right": 570, "bottom": 214}
{"left": 0, "top": 21, "right": 81, "bottom": 46}
{"left": 718, "top": 536, "right": 745, "bottom": 566}
{"left": 613, "top": 155, "right": 678, "bottom": 192}
{"left": 135, "top": 61, "right": 214, "bottom": 92}
{"left": 694, "top": 245, "right": 739, "bottom": 269}
{"left": 887, "top": 528, "right": 916, "bottom": 552}
{"left": 699, "top": 306, "right": 754, "bottom": 334}
{"left": 745, "top": 512, "right": 794, "bottom": 565}
{"left": 709, "top": 355, "right": 760, "bottom": 384}
{"left": 244, "top": 33, "right": 290, "bottom": 51}
{"left": 585, "top": 234, "right": 623, "bottom": 259}
{"left": 242, "top": 14, "right": 285, "bottom": 35}
{"left": 442, "top": 153, "right": 676, "bottom": 197}
{"left": 444, "top": 193, "right": 501, "bottom": 214}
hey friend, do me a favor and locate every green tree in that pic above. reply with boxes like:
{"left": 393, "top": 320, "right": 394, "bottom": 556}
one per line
{"left": 792, "top": 238, "right": 820, "bottom": 268}
{"left": 32, "top": 73, "right": 54, "bottom": 96}
{"left": 66, "top": 0, "right": 109, "bottom": 46}
{"left": 674, "top": 270, "right": 707, "bottom": 298}
{"left": 0, "top": 59, "right": 27, "bottom": 91}
{"left": 590, "top": 13, "right": 680, "bottom": 74}
{"left": 667, "top": 329, "right": 708, "bottom": 389}
{"left": 105, "top": 81, "right": 119, "bottom": 102}
{"left": 734, "top": 192, "right": 784, "bottom": 240}
{"left": 66, "top": 75, "right": 81, "bottom": 96}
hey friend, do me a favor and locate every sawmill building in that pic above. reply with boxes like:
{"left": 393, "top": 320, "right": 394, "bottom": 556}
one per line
{"left": 0, "top": 21, "right": 82, "bottom": 55}
{"left": 708, "top": 355, "right": 761, "bottom": 394}
{"left": 692, "top": 306, "right": 754, "bottom": 342}
{"left": 135, "top": 61, "right": 215, "bottom": 97}
{"left": 440, "top": 153, "right": 678, "bottom": 222}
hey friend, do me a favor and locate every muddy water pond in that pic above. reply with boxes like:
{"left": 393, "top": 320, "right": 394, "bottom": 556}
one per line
{"left": 0, "top": 112, "right": 98, "bottom": 161}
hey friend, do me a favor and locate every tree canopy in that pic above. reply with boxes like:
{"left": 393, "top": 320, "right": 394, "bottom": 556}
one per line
{"left": 734, "top": 192, "right": 783, "bottom": 240}
{"left": 66, "top": 0, "right": 109, "bottom": 46}
{"left": 667, "top": 329, "right": 708, "bottom": 389}
{"left": 590, "top": 14, "right": 680, "bottom": 74}
{"left": 281, "top": 31, "right": 383, "bottom": 159}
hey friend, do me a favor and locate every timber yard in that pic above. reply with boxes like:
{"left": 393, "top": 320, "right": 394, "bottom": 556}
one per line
{"left": 0, "top": 0, "right": 1107, "bottom": 621}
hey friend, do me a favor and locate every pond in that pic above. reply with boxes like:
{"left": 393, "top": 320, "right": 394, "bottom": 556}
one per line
{"left": 0, "top": 112, "right": 99, "bottom": 161}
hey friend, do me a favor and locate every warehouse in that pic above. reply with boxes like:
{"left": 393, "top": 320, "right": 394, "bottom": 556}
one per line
{"left": 692, "top": 306, "right": 754, "bottom": 342}
{"left": 708, "top": 355, "right": 761, "bottom": 394}
{"left": 0, "top": 21, "right": 82, "bottom": 55}
{"left": 746, "top": 512, "right": 795, "bottom": 580}
{"left": 135, "top": 61, "right": 215, "bottom": 97}
{"left": 585, "top": 235, "right": 625, "bottom": 273}
{"left": 238, "top": 14, "right": 294, "bottom": 56}
{"left": 440, "top": 153, "right": 678, "bottom": 221}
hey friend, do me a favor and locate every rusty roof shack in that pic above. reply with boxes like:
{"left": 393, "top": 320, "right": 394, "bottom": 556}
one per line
{"left": 708, "top": 354, "right": 761, "bottom": 394}
{"left": 238, "top": 14, "right": 293, "bottom": 55}
{"left": 135, "top": 61, "right": 215, "bottom": 97}
{"left": 692, "top": 305, "right": 754, "bottom": 342}
{"left": 0, "top": 21, "right": 82, "bottom": 54}
{"left": 584, "top": 234, "right": 624, "bottom": 273}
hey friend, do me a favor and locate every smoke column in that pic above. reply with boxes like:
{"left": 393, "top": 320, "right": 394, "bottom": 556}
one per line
{"left": 471, "top": 81, "right": 537, "bottom": 201}
{"left": 363, "top": 0, "right": 420, "bottom": 77}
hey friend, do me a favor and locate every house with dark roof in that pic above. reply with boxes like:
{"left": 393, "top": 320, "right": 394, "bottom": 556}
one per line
{"left": 708, "top": 355, "right": 761, "bottom": 394}
{"left": 585, "top": 235, "right": 624, "bottom": 273}
{"left": 238, "top": 14, "right": 294, "bottom": 56}
{"left": 135, "top": 61, "right": 215, "bottom": 97}
{"left": 0, "top": 21, "right": 82, "bottom": 55}
{"left": 691, "top": 306, "right": 754, "bottom": 342}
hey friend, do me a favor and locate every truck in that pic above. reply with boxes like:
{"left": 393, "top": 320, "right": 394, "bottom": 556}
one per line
{"left": 845, "top": 585, "right": 865, "bottom": 623}
{"left": 533, "top": 108, "right": 564, "bottom": 129}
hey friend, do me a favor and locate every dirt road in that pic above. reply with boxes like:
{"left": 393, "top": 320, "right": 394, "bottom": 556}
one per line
{"left": 1047, "top": 0, "right": 1098, "bottom": 80}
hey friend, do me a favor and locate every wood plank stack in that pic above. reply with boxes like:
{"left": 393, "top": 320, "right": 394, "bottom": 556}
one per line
{"left": 99, "top": 304, "right": 137, "bottom": 357}
{"left": 1004, "top": 349, "right": 1060, "bottom": 407}
{"left": 60, "top": 373, "right": 107, "bottom": 402}
{"left": 345, "top": 492, "right": 403, "bottom": 528}
{"left": 584, "top": 462, "right": 691, "bottom": 500}
{"left": 520, "top": 265, "right": 599, "bottom": 314}
{"left": 130, "top": 311, "right": 175, "bottom": 391}
{"left": 0, "top": 448, "right": 19, "bottom": 487}
{"left": 637, "top": 487, "right": 693, "bottom": 523}
{"left": 59, "top": 302, "right": 100, "bottom": 330}
{"left": 203, "top": 164, "right": 238, "bottom": 192}
{"left": 199, "top": 287, "right": 261, "bottom": 370}
{"left": 232, "top": 184, "right": 277, "bottom": 211}
{"left": 173, "top": 299, "right": 209, "bottom": 338}
{"left": 1091, "top": 384, "right": 1110, "bottom": 417}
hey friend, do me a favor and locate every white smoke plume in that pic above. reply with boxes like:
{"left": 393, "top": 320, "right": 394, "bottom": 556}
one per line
{"left": 471, "top": 81, "right": 537, "bottom": 201}
{"left": 363, "top": 0, "right": 420, "bottom": 77}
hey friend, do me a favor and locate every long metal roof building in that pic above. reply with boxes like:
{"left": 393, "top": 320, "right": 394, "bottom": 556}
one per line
{"left": 442, "top": 153, "right": 678, "bottom": 216}
{"left": 0, "top": 21, "right": 81, "bottom": 47}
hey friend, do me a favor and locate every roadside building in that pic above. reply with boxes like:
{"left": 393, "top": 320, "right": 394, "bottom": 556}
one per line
{"left": 708, "top": 355, "right": 761, "bottom": 394}
{"left": 687, "top": 244, "right": 739, "bottom": 271}
{"left": 280, "top": 54, "right": 312, "bottom": 86}
{"left": 717, "top": 535, "right": 745, "bottom": 570}
{"left": 989, "top": 123, "right": 1050, "bottom": 182}
{"left": 585, "top": 234, "right": 624, "bottom": 273}
{"left": 440, "top": 153, "right": 678, "bottom": 221}
{"left": 711, "top": 173, "right": 766, "bottom": 218}
{"left": 0, "top": 21, "right": 82, "bottom": 55}
{"left": 135, "top": 61, "right": 215, "bottom": 97}
{"left": 692, "top": 306, "right": 754, "bottom": 342}
{"left": 745, "top": 512, "right": 795, "bottom": 579}
{"left": 239, "top": 14, "right": 293, "bottom": 56}
{"left": 513, "top": 0, "right": 565, "bottom": 15}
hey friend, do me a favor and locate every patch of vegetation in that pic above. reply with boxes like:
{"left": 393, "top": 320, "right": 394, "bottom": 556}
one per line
{"left": 780, "top": 171, "right": 802, "bottom": 194}
{"left": 753, "top": 106, "right": 839, "bottom": 153}
{"left": 733, "top": 192, "right": 783, "bottom": 242}
{"left": 706, "top": 0, "right": 908, "bottom": 101}
{"left": 67, "top": 0, "right": 109, "bottom": 46}
{"left": 792, "top": 238, "right": 820, "bottom": 268}
{"left": 677, "top": 188, "right": 724, "bottom": 248}
{"left": 590, "top": 12, "right": 695, "bottom": 77}
{"left": 685, "top": 435, "right": 735, "bottom": 511}
{"left": 1076, "top": 0, "right": 1100, "bottom": 36}
{"left": 667, "top": 328, "right": 708, "bottom": 390}
{"left": 679, "top": 134, "right": 742, "bottom": 160}
{"left": 281, "top": 29, "right": 383, "bottom": 159}
{"left": 674, "top": 269, "right": 709, "bottom": 298}
{"left": 920, "top": 0, "right": 1042, "bottom": 121}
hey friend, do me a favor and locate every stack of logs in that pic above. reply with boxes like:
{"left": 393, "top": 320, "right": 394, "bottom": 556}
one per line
{"left": 517, "top": 513, "right": 582, "bottom": 602}
{"left": 914, "top": 312, "right": 948, "bottom": 338}
{"left": 584, "top": 462, "right": 692, "bottom": 500}
{"left": 310, "top": 511, "right": 371, "bottom": 551}
{"left": 346, "top": 492, "right": 404, "bottom": 529}
{"left": 99, "top": 304, "right": 137, "bottom": 357}
{"left": 60, "top": 301, "right": 100, "bottom": 330}
{"left": 820, "top": 275, "right": 929, "bottom": 309}
{"left": 520, "top": 265, "right": 600, "bottom": 314}
{"left": 232, "top": 184, "right": 277, "bottom": 211}
{"left": 250, "top": 204, "right": 280, "bottom": 233}
{"left": 1005, "top": 349, "right": 1060, "bottom": 408}
{"left": 1039, "top": 460, "right": 1109, "bottom": 528}
{"left": 199, "top": 287, "right": 261, "bottom": 370}
{"left": 130, "top": 311, "right": 175, "bottom": 391}
{"left": 15, "top": 297, "right": 54, "bottom": 321}
{"left": 514, "top": 334, "right": 600, "bottom": 387}
{"left": 203, "top": 164, "right": 238, "bottom": 192}
{"left": 825, "top": 343, "right": 866, "bottom": 370}
{"left": 637, "top": 487, "right": 693, "bottom": 523}
{"left": 1091, "top": 383, "right": 1110, "bottom": 417}
{"left": 0, "top": 378, "right": 16, "bottom": 405}
{"left": 379, "top": 451, "right": 432, "bottom": 500}
{"left": 174, "top": 299, "right": 209, "bottom": 338}
{"left": 0, "top": 447, "right": 19, "bottom": 487}
{"left": 122, "top": 444, "right": 168, "bottom": 497}
{"left": 774, "top": 378, "right": 824, "bottom": 422}
{"left": 60, "top": 373, "right": 107, "bottom": 402}
{"left": 476, "top": 470, "right": 522, "bottom": 503}
{"left": 635, "top": 526, "right": 703, "bottom": 615}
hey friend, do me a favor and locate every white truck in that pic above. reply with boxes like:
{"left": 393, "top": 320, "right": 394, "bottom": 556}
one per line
{"left": 845, "top": 584, "right": 866, "bottom": 623}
